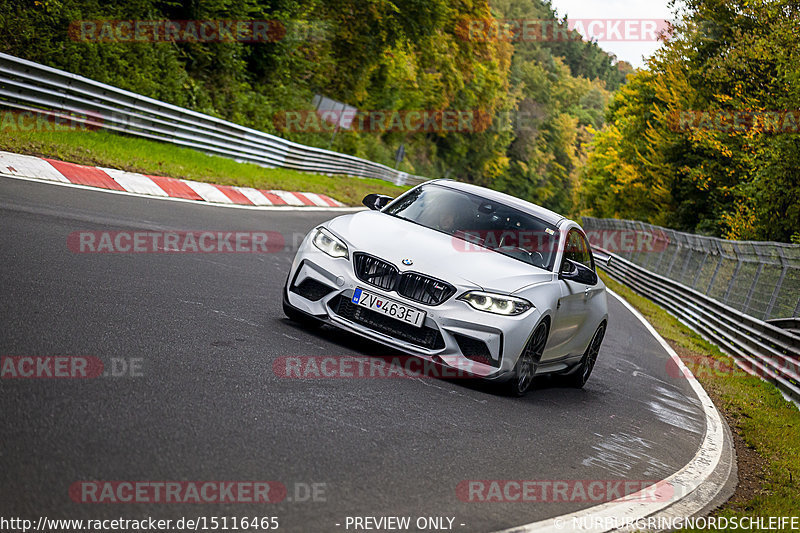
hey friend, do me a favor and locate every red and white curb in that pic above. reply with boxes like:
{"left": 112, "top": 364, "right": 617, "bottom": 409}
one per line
{"left": 0, "top": 151, "right": 348, "bottom": 208}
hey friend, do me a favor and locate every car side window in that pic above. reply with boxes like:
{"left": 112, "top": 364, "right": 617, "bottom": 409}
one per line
{"left": 563, "top": 230, "right": 581, "bottom": 265}
{"left": 576, "top": 231, "right": 595, "bottom": 271}
{"left": 564, "top": 229, "right": 594, "bottom": 271}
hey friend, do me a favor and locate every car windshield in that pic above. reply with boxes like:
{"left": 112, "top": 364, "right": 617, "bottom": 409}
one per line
{"left": 384, "top": 183, "right": 560, "bottom": 271}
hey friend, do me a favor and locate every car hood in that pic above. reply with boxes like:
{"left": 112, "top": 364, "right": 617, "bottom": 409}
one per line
{"left": 327, "top": 211, "right": 554, "bottom": 293}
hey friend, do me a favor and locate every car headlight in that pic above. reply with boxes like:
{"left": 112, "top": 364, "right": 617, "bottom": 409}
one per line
{"left": 312, "top": 227, "right": 348, "bottom": 258}
{"left": 458, "top": 291, "right": 532, "bottom": 316}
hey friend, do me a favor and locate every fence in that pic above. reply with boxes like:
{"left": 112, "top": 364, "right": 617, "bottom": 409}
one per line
{"left": 0, "top": 53, "right": 426, "bottom": 187}
{"left": 582, "top": 217, "right": 800, "bottom": 321}
{"left": 594, "top": 247, "right": 800, "bottom": 403}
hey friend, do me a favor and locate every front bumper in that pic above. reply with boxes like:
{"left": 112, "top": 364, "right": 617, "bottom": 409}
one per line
{"left": 284, "top": 234, "right": 542, "bottom": 379}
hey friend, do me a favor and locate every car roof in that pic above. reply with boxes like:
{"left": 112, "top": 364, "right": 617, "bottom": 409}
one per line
{"left": 428, "top": 179, "right": 567, "bottom": 227}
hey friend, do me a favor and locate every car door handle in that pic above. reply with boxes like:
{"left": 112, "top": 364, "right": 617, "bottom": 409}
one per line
{"left": 584, "top": 287, "right": 590, "bottom": 298}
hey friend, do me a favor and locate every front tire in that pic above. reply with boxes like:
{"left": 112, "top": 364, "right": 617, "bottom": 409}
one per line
{"left": 505, "top": 321, "right": 549, "bottom": 397}
{"left": 564, "top": 322, "right": 606, "bottom": 388}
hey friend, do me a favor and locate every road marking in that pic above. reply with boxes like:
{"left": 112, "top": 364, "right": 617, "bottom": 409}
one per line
{"left": 234, "top": 186, "right": 274, "bottom": 206}
{"left": 269, "top": 190, "right": 306, "bottom": 206}
{"left": 100, "top": 167, "right": 169, "bottom": 197}
{"left": 45, "top": 159, "right": 125, "bottom": 191}
{"left": 147, "top": 175, "right": 204, "bottom": 200}
{"left": 0, "top": 152, "right": 70, "bottom": 182}
{"left": 301, "top": 192, "right": 335, "bottom": 207}
{"left": 182, "top": 180, "right": 233, "bottom": 203}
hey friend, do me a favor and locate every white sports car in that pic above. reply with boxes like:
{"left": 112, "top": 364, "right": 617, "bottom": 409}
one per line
{"left": 283, "top": 180, "right": 608, "bottom": 395}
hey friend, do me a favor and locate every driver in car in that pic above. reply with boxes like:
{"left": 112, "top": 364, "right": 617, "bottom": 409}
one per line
{"left": 436, "top": 211, "right": 458, "bottom": 232}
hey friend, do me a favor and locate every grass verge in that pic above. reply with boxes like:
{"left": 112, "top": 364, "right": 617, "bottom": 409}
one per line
{"left": 0, "top": 127, "right": 411, "bottom": 206}
{"left": 600, "top": 272, "right": 799, "bottom": 528}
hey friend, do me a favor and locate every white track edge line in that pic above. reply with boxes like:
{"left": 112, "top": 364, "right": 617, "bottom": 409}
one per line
{"left": 493, "top": 288, "right": 730, "bottom": 533}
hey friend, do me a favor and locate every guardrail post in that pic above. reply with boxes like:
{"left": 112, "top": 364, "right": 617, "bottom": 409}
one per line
{"left": 665, "top": 233, "right": 683, "bottom": 277}
{"left": 764, "top": 248, "right": 788, "bottom": 320}
{"left": 723, "top": 244, "right": 743, "bottom": 305}
{"left": 706, "top": 241, "right": 724, "bottom": 295}
{"left": 624, "top": 220, "right": 635, "bottom": 261}
{"left": 643, "top": 222, "right": 661, "bottom": 270}
{"left": 653, "top": 230, "right": 672, "bottom": 274}
{"left": 678, "top": 237, "right": 695, "bottom": 285}
{"left": 742, "top": 260, "right": 764, "bottom": 317}
{"left": 693, "top": 246, "right": 709, "bottom": 289}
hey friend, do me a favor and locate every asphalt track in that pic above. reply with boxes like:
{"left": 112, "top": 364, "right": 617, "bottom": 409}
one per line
{"left": 0, "top": 177, "right": 709, "bottom": 532}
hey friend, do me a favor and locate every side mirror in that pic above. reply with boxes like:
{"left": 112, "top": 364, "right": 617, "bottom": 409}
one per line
{"left": 559, "top": 259, "right": 598, "bottom": 285}
{"left": 362, "top": 194, "right": 394, "bottom": 211}
{"left": 560, "top": 260, "right": 578, "bottom": 278}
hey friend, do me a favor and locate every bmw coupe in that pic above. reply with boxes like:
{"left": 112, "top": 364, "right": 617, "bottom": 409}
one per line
{"left": 283, "top": 180, "right": 608, "bottom": 395}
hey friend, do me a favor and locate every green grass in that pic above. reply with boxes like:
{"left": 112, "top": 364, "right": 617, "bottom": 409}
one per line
{"left": 0, "top": 127, "right": 411, "bottom": 206}
{"left": 600, "top": 272, "right": 800, "bottom": 528}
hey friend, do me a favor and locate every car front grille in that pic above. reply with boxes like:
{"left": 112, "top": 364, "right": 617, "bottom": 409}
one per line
{"left": 352, "top": 252, "right": 455, "bottom": 306}
{"left": 353, "top": 253, "right": 398, "bottom": 291}
{"left": 396, "top": 272, "right": 456, "bottom": 306}
{"left": 329, "top": 295, "right": 445, "bottom": 350}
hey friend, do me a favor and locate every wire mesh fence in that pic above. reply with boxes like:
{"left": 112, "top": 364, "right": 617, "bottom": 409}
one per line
{"left": 582, "top": 216, "right": 800, "bottom": 321}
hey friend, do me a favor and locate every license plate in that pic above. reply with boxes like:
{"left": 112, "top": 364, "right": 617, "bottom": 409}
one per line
{"left": 351, "top": 288, "right": 426, "bottom": 328}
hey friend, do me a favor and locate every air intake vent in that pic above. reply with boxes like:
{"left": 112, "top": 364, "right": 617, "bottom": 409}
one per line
{"left": 454, "top": 334, "right": 498, "bottom": 367}
{"left": 291, "top": 278, "right": 335, "bottom": 301}
{"left": 329, "top": 295, "right": 445, "bottom": 349}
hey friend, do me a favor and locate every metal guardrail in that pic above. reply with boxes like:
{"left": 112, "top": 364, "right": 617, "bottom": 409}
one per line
{"left": 598, "top": 248, "right": 800, "bottom": 403}
{"left": 582, "top": 216, "right": 800, "bottom": 321}
{"left": 0, "top": 53, "right": 426, "bottom": 187}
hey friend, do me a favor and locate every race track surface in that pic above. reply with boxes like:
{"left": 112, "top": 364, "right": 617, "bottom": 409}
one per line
{"left": 0, "top": 177, "right": 708, "bottom": 532}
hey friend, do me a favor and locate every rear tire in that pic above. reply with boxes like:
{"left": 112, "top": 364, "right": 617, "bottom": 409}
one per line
{"left": 505, "top": 321, "right": 549, "bottom": 397}
{"left": 564, "top": 322, "right": 605, "bottom": 388}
